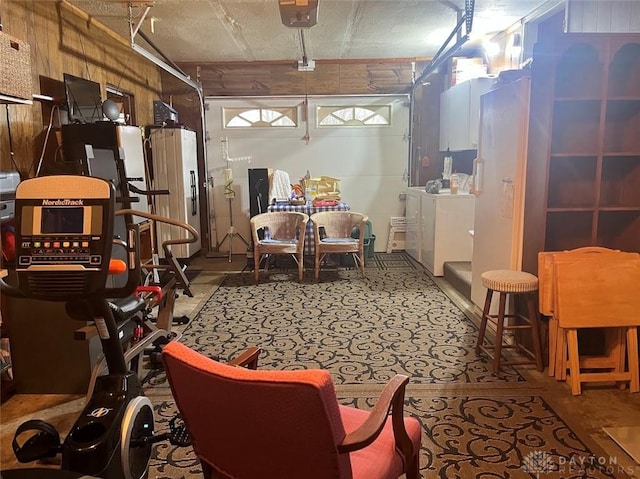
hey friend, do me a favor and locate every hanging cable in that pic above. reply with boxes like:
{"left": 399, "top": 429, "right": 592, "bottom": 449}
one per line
{"left": 4, "top": 105, "right": 22, "bottom": 174}
{"left": 33, "top": 105, "right": 59, "bottom": 177}
{"left": 298, "top": 28, "right": 308, "bottom": 66}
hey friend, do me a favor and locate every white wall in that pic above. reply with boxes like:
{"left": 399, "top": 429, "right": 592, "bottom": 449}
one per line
{"left": 204, "top": 95, "right": 410, "bottom": 254}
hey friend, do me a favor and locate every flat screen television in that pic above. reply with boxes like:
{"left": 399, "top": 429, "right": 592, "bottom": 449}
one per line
{"left": 63, "top": 73, "right": 103, "bottom": 124}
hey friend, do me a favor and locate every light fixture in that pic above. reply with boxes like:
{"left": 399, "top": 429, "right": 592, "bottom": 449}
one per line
{"left": 279, "top": 0, "right": 319, "bottom": 28}
{"left": 483, "top": 39, "right": 500, "bottom": 58}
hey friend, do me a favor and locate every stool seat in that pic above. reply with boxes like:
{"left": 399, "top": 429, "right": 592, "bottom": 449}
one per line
{"left": 481, "top": 270, "right": 538, "bottom": 293}
{"left": 476, "top": 269, "right": 544, "bottom": 373}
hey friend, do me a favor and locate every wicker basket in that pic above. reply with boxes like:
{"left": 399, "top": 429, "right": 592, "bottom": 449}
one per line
{"left": 0, "top": 31, "right": 32, "bottom": 101}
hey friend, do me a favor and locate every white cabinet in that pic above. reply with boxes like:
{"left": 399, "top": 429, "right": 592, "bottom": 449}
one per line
{"left": 406, "top": 187, "right": 475, "bottom": 275}
{"left": 439, "top": 77, "right": 494, "bottom": 151}
{"left": 150, "top": 127, "right": 202, "bottom": 259}
{"left": 420, "top": 193, "right": 475, "bottom": 276}
{"left": 405, "top": 188, "right": 422, "bottom": 263}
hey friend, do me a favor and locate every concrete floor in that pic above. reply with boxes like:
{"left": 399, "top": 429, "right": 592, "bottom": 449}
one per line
{"left": 2, "top": 253, "right": 640, "bottom": 477}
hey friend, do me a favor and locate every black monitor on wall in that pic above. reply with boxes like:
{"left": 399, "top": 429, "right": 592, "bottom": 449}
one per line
{"left": 63, "top": 73, "right": 103, "bottom": 124}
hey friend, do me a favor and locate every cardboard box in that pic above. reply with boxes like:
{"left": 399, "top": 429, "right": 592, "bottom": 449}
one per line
{"left": 307, "top": 176, "right": 340, "bottom": 199}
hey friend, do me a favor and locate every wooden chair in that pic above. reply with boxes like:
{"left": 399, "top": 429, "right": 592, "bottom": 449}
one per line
{"left": 162, "top": 341, "right": 421, "bottom": 479}
{"left": 250, "top": 212, "right": 309, "bottom": 282}
{"left": 553, "top": 257, "right": 640, "bottom": 395}
{"left": 310, "top": 211, "right": 368, "bottom": 281}
{"left": 538, "top": 247, "right": 638, "bottom": 380}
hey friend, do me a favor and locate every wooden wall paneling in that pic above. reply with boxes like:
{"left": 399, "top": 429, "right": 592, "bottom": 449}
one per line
{"left": 301, "top": 64, "right": 341, "bottom": 95}
{"left": 201, "top": 65, "right": 274, "bottom": 96}
{"left": 364, "top": 62, "right": 414, "bottom": 94}
{"left": 1, "top": 0, "right": 162, "bottom": 178}
{"left": 1, "top": 1, "right": 35, "bottom": 176}
{"left": 187, "top": 60, "right": 414, "bottom": 97}
{"left": 336, "top": 63, "right": 369, "bottom": 94}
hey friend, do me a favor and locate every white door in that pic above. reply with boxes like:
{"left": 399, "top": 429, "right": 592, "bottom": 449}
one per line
{"left": 204, "top": 95, "right": 410, "bottom": 254}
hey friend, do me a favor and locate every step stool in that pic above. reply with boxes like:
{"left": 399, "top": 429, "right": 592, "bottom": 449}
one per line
{"left": 386, "top": 217, "right": 406, "bottom": 253}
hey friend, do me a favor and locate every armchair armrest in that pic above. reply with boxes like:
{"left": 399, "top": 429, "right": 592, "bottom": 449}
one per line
{"left": 227, "top": 346, "right": 261, "bottom": 369}
{"left": 338, "top": 374, "right": 413, "bottom": 458}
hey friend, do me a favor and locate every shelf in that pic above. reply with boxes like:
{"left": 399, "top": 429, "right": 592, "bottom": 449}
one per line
{"left": 608, "top": 42, "right": 640, "bottom": 97}
{"left": 546, "top": 207, "right": 597, "bottom": 213}
{"left": 600, "top": 155, "right": 640, "bottom": 207}
{"left": 547, "top": 156, "right": 597, "bottom": 208}
{"left": 554, "top": 42, "right": 603, "bottom": 98}
{"left": 604, "top": 100, "right": 640, "bottom": 152}
{"left": 551, "top": 100, "right": 601, "bottom": 154}
{"left": 545, "top": 211, "right": 594, "bottom": 251}
{"left": 597, "top": 210, "right": 640, "bottom": 251}
{"left": 537, "top": 35, "right": 640, "bottom": 263}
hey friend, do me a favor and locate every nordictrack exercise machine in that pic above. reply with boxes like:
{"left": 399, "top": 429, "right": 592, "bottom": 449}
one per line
{"left": 0, "top": 175, "right": 191, "bottom": 479}
{"left": 84, "top": 208, "right": 200, "bottom": 401}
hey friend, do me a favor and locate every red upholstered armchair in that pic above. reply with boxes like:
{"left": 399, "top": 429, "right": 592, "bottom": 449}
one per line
{"left": 162, "top": 342, "right": 421, "bottom": 479}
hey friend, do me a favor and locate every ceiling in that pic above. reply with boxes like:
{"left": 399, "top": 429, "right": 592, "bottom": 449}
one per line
{"left": 66, "top": 0, "right": 552, "bottom": 64}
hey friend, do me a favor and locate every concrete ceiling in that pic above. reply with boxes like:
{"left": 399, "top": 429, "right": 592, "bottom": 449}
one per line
{"left": 66, "top": 0, "right": 553, "bottom": 63}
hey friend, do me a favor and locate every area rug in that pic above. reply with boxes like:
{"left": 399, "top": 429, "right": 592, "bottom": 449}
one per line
{"left": 0, "top": 260, "right": 631, "bottom": 478}
{"left": 140, "top": 264, "right": 631, "bottom": 477}
{"left": 145, "top": 381, "right": 627, "bottom": 479}
{"left": 178, "top": 266, "right": 523, "bottom": 384}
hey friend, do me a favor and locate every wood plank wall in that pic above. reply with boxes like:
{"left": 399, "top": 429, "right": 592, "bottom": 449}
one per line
{"left": 0, "top": 0, "right": 162, "bottom": 178}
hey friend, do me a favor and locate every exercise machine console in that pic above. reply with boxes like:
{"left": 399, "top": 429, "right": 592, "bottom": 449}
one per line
{"left": 1, "top": 175, "right": 161, "bottom": 479}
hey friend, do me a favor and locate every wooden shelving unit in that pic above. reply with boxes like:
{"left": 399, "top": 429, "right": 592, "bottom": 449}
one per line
{"left": 541, "top": 34, "right": 640, "bottom": 256}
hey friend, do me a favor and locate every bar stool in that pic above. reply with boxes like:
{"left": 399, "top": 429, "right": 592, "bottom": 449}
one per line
{"left": 475, "top": 269, "right": 544, "bottom": 373}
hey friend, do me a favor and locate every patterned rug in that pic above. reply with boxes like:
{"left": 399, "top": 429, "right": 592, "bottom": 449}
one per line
{"left": 179, "top": 266, "right": 522, "bottom": 384}
{"left": 143, "top": 261, "right": 628, "bottom": 479}
{"left": 0, "top": 258, "right": 627, "bottom": 478}
{"left": 145, "top": 380, "right": 624, "bottom": 479}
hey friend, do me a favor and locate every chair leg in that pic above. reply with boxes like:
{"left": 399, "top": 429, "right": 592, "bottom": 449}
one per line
{"left": 476, "top": 289, "right": 493, "bottom": 354}
{"left": 315, "top": 252, "right": 321, "bottom": 281}
{"left": 253, "top": 251, "right": 260, "bottom": 282}
{"left": 527, "top": 294, "right": 544, "bottom": 372}
{"left": 607, "top": 328, "right": 626, "bottom": 373}
{"left": 298, "top": 253, "right": 304, "bottom": 282}
{"left": 200, "top": 460, "right": 215, "bottom": 479}
{"left": 492, "top": 292, "right": 507, "bottom": 372}
{"left": 548, "top": 317, "right": 557, "bottom": 377}
{"left": 567, "top": 328, "right": 582, "bottom": 396}
{"left": 405, "top": 450, "right": 420, "bottom": 479}
{"left": 607, "top": 328, "right": 627, "bottom": 390}
{"left": 627, "top": 327, "right": 639, "bottom": 393}
{"left": 556, "top": 326, "right": 568, "bottom": 381}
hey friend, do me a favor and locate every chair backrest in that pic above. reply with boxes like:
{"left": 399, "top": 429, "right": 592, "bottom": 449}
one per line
{"left": 162, "top": 342, "right": 352, "bottom": 478}
{"left": 311, "top": 211, "right": 368, "bottom": 244}
{"left": 250, "top": 211, "right": 308, "bottom": 243}
{"left": 554, "top": 257, "right": 640, "bottom": 328}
